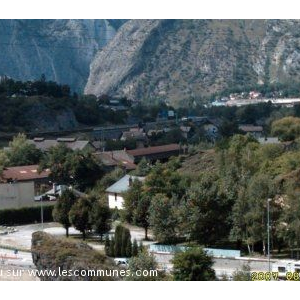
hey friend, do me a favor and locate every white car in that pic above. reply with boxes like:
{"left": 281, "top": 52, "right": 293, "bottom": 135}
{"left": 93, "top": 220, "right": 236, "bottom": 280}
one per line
{"left": 114, "top": 258, "right": 129, "bottom": 267}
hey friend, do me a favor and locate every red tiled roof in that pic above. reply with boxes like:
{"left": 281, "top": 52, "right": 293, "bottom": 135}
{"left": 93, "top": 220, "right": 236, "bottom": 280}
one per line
{"left": 94, "top": 152, "right": 137, "bottom": 170}
{"left": 127, "top": 144, "right": 181, "bottom": 156}
{"left": 1, "top": 165, "right": 50, "bottom": 182}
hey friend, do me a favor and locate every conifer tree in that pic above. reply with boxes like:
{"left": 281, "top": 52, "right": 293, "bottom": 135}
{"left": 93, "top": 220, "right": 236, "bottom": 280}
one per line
{"left": 114, "top": 224, "right": 123, "bottom": 257}
{"left": 109, "top": 236, "right": 115, "bottom": 257}
{"left": 104, "top": 235, "right": 110, "bottom": 256}
{"left": 126, "top": 239, "right": 132, "bottom": 257}
{"left": 132, "top": 239, "right": 138, "bottom": 257}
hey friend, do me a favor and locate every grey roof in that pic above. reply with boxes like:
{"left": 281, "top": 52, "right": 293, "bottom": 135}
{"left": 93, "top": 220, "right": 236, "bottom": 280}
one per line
{"left": 106, "top": 175, "right": 145, "bottom": 194}
{"left": 28, "top": 139, "right": 92, "bottom": 152}
{"left": 258, "top": 137, "right": 280, "bottom": 144}
{"left": 35, "top": 185, "right": 86, "bottom": 201}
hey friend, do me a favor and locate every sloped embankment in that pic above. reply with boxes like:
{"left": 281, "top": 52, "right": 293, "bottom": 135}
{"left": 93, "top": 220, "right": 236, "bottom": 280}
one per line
{"left": 31, "top": 232, "right": 120, "bottom": 281}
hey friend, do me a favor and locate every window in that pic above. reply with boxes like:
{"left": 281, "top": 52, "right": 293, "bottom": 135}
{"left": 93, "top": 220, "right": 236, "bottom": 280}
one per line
{"left": 278, "top": 267, "right": 286, "bottom": 273}
{"left": 114, "top": 193, "right": 117, "bottom": 201}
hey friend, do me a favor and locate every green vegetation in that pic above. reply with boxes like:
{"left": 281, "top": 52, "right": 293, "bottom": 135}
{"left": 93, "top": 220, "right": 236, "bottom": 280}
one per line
{"left": 69, "top": 197, "right": 93, "bottom": 240}
{"left": 52, "top": 190, "right": 77, "bottom": 237}
{"left": 104, "top": 224, "right": 134, "bottom": 258}
{"left": 172, "top": 248, "right": 216, "bottom": 281}
{"left": 91, "top": 199, "right": 112, "bottom": 241}
{"left": 0, "top": 133, "right": 42, "bottom": 169}
{"left": 126, "top": 249, "right": 164, "bottom": 281}
{"left": 31, "top": 231, "right": 119, "bottom": 281}
{"left": 271, "top": 116, "right": 300, "bottom": 141}
{"left": 0, "top": 205, "right": 53, "bottom": 225}
{"left": 232, "top": 264, "right": 251, "bottom": 281}
{"left": 39, "top": 144, "right": 103, "bottom": 191}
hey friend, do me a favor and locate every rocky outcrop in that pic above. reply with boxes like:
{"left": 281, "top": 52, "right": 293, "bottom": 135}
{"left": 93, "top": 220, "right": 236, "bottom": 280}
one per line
{"left": 31, "top": 232, "right": 120, "bottom": 281}
{"left": 24, "top": 101, "right": 78, "bottom": 131}
{"left": 0, "top": 20, "right": 126, "bottom": 92}
{"left": 85, "top": 20, "right": 300, "bottom": 106}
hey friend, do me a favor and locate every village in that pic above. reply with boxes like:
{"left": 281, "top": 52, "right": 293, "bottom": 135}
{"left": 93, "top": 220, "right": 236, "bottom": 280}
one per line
{"left": 1, "top": 104, "right": 300, "bottom": 281}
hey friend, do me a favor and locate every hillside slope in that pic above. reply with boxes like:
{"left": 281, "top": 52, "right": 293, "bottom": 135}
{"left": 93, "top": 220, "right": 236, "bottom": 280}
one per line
{"left": 85, "top": 19, "right": 300, "bottom": 105}
{"left": 0, "top": 20, "right": 126, "bottom": 92}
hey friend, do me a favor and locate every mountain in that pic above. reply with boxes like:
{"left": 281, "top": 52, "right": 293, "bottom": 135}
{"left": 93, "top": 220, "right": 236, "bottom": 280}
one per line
{"left": 85, "top": 19, "right": 300, "bottom": 106}
{"left": 0, "top": 19, "right": 126, "bottom": 92}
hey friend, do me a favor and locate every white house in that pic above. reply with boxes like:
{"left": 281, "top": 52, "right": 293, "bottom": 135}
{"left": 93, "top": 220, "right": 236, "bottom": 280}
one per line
{"left": 105, "top": 175, "right": 145, "bottom": 210}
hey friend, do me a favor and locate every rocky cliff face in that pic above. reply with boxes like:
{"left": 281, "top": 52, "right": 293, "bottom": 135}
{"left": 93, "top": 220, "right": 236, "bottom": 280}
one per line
{"left": 85, "top": 20, "right": 300, "bottom": 106}
{"left": 0, "top": 20, "right": 126, "bottom": 92}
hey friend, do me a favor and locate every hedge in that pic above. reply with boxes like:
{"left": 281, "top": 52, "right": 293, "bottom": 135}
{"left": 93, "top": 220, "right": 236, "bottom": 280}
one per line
{"left": 0, "top": 205, "right": 54, "bottom": 225}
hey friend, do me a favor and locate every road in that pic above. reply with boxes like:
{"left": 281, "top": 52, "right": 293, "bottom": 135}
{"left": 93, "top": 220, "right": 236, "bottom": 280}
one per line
{"left": 152, "top": 252, "right": 272, "bottom": 277}
{"left": 0, "top": 248, "right": 38, "bottom": 281}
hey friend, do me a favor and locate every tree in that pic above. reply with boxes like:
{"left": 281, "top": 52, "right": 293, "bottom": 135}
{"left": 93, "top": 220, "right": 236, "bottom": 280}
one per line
{"left": 69, "top": 197, "right": 93, "bottom": 240}
{"left": 113, "top": 224, "right": 132, "bottom": 257}
{"left": 123, "top": 179, "right": 143, "bottom": 223}
{"left": 134, "top": 157, "right": 151, "bottom": 176}
{"left": 91, "top": 200, "right": 111, "bottom": 241}
{"left": 172, "top": 248, "right": 216, "bottom": 281}
{"left": 244, "top": 174, "right": 275, "bottom": 254}
{"left": 121, "top": 227, "right": 131, "bottom": 257}
{"left": 132, "top": 239, "right": 138, "bottom": 257}
{"left": 127, "top": 250, "right": 161, "bottom": 281}
{"left": 7, "top": 133, "right": 42, "bottom": 166}
{"left": 149, "top": 194, "right": 178, "bottom": 244}
{"left": 279, "top": 182, "right": 300, "bottom": 257}
{"left": 40, "top": 145, "right": 103, "bottom": 191}
{"left": 64, "top": 151, "right": 104, "bottom": 191}
{"left": 133, "top": 194, "right": 151, "bottom": 240}
{"left": 232, "top": 264, "right": 251, "bottom": 281}
{"left": 104, "top": 235, "right": 110, "bottom": 255}
{"left": 126, "top": 239, "right": 132, "bottom": 257}
{"left": 109, "top": 236, "right": 115, "bottom": 257}
{"left": 114, "top": 224, "right": 123, "bottom": 257}
{"left": 145, "top": 162, "right": 187, "bottom": 198}
{"left": 271, "top": 116, "right": 300, "bottom": 141}
{"left": 39, "top": 143, "right": 73, "bottom": 184}
{"left": 52, "top": 190, "right": 76, "bottom": 237}
{"left": 184, "top": 174, "right": 232, "bottom": 245}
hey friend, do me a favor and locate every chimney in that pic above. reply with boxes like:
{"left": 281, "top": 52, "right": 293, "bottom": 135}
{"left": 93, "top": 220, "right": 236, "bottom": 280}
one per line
{"left": 128, "top": 176, "right": 133, "bottom": 187}
{"left": 53, "top": 183, "right": 58, "bottom": 194}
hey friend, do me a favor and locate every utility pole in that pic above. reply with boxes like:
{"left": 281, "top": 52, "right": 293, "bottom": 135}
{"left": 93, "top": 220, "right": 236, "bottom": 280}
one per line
{"left": 267, "top": 198, "right": 271, "bottom": 273}
{"left": 40, "top": 196, "right": 44, "bottom": 231}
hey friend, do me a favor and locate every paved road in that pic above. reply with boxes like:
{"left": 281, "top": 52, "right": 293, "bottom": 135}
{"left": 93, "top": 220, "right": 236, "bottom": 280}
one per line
{"left": 0, "top": 248, "right": 38, "bottom": 281}
{"left": 152, "top": 252, "right": 271, "bottom": 276}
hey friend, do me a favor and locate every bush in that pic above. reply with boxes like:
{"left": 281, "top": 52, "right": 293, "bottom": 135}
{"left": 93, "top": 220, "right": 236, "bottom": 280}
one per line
{"left": 0, "top": 205, "right": 54, "bottom": 225}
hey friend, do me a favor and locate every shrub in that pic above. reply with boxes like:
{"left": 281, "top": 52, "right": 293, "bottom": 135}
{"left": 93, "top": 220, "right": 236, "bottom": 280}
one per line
{"left": 0, "top": 205, "right": 54, "bottom": 225}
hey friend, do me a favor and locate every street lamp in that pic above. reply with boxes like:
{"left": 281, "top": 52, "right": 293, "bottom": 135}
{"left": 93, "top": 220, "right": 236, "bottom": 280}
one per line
{"left": 267, "top": 198, "right": 272, "bottom": 273}
{"left": 40, "top": 196, "right": 44, "bottom": 231}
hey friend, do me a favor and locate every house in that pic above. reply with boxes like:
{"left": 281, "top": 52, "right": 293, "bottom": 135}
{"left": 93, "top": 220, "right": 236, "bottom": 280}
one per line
{"left": 35, "top": 184, "right": 86, "bottom": 202}
{"left": 201, "top": 119, "right": 219, "bottom": 140}
{"left": 147, "top": 129, "right": 164, "bottom": 138}
{"left": 0, "top": 164, "right": 50, "bottom": 184}
{"left": 0, "top": 165, "right": 51, "bottom": 210}
{"left": 95, "top": 143, "right": 182, "bottom": 169}
{"left": 180, "top": 126, "right": 192, "bottom": 139}
{"left": 126, "top": 143, "right": 182, "bottom": 163}
{"left": 257, "top": 137, "right": 295, "bottom": 150}
{"left": 258, "top": 137, "right": 281, "bottom": 145}
{"left": 94, "top": 151, "right": 137, "bottom": 171}
{"left": 120, "top": 128, "right": 146, "bottom": 141}
{"left": 28, "top": 137, "right": 95, "bottom": 152}
{"left": 105, "top": 175, "right": 145, "bottom": 209}
{"left": 239, "top": 125, "right": 263, "bottom": 138}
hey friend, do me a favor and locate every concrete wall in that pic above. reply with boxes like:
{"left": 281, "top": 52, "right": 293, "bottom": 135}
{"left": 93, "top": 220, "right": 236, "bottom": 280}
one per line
{"left": 0, "top": 181, "right": 38, "bottom": 210}
{"left": 108, "top": 192, "right": 124, "bottom": 210}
